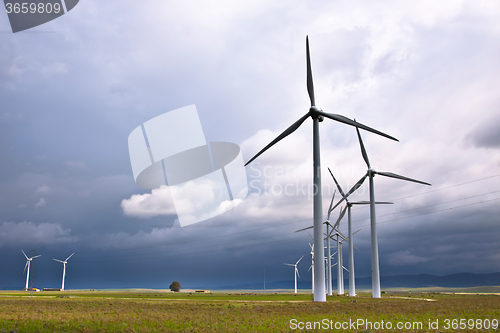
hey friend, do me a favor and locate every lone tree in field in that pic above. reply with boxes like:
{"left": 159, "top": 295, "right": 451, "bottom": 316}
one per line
{"left": 169, "top": 281, "right": 181, "bottom": 292}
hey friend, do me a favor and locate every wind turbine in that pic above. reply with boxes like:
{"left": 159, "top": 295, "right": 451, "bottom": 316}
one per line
{"left": 328, "top": 167, "right": 392, "bottom": 297}
{"left": 53, "top": 253, "right": 74, "bottom": 291}
{"left": 332, "top": 233, "right": 345, "bottom": 295}
{"left": 22, "top": 250, "right": 41, "bottom": 291}
{"left": 307, "top": 243, "right": 315, "bottom": 294}
{"left": 325, "top": 203, "right": 347, "bottom": 295}
{"left": 332, "top": 125, "right": 431, "bottom": 298}
{"left": 244, "top": 36, "right": 398, "bottom": 302}
{"left": 327, "top": 225, "right": 350, "bottom": 295}
{"left": 284, "top": 253, "right": 310, "bottom": 294}
{"left": 323, "top": 190, "right": 339, "bottom": 296}
{"left": 295, "top": 192, "right": 345, "bottom": 296}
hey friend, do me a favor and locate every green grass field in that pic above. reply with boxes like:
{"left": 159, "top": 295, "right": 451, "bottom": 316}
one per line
{"left": 0, "top": 289, "right": 499, "bottom": 332}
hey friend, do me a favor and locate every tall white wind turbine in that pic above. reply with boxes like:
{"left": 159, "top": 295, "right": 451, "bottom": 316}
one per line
{"left": 328, "top": 168, "right": 392, "bottom": 297}
{"left": 244, "top": 36, "right": 398, "bottom": 301}
{"left": 53, "top": 253, "right": 74, "bottom": 291}
{"left": 284, "top": 253, "right": 310, "bottom": 294}
{"left": 331, "top": 125, "right": 431, "bottom": 298}
{"left": 22, "top": 250, "right": 41, "bottom": 291}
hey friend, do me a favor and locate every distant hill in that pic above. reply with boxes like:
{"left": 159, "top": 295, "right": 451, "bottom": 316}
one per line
{"left": 214, "top": 272, "right": 500, "bottom": 290}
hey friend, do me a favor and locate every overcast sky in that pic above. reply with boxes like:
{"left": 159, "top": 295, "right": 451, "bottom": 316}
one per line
{"left": 1, "top": 0, "right": 500, "bottom": 290}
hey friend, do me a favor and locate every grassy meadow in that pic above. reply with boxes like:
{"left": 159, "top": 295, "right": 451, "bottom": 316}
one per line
{"left": 0, "top": 289, "right": 499, "bottom": 332}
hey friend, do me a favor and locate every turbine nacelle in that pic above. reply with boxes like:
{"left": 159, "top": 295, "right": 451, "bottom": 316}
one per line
{"left": 309, "top": 106, "right": 324, "bottom": 121}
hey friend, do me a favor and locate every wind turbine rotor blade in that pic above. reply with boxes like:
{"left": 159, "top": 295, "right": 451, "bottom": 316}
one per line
{"left": 53, "top": 259, "right": 64, "bottom": 263}
{"left": 306, "top": 36, "right": 315, "bottom": 106}
{"left": 353, "top": 229, "right": 362, "bottom": 235}
{"left": 308, "top": 265, "right": 312, "bottom": 272}
{"left": 330, "top": 197, "right": 346, "bottom": 212}
{"left": 317, "top": 110, "right": 398, "bottom": 142}
{"left": 328, "top": 168, "right": 346, "bottom": 198}
{"left": 343, "top": 266, "right": 349, "bottom": 272}
{"left": 375, "top": 171, "right": 431, "bottom": 186}
{"left": 331, "top": 262, "right": 338, "bottom": 267}
{"left": 308, "top": 232, "right": 314, "bottom": 241}
{"left": 333, "top": 206, "right": 348, "bottom": 229}
{"left": 23, "top": 261, "right": 28, "bottom": 274}
{"left": 308, "top": 243, "right": 314, "bottom": 253}
{"left": 244, "top": 112, "right": 310, "bottom": 166}
{"left": 327, "top": 189, "right": 336, "bottom": 220}
{"left": 350, "top": 201, "right": 371, "bottom": 205}
{"left": 337, "top": 230, "right": 348, "bottom": 242}
{"left": 331, "top": 173, "right": 368, "bottom": 211}
{"left": 22, "top": 250, "right": 28, "bottom": 260}
{"left": 351, "top": 201, "right": 393, "bottom": 205}
{"left": 284, "top": 263, "right": 295, "bottom": 267}
{"left": 296, "top": 267, "right": 300, "bottom": 279}
{"left": 296, "top": 254, "right": 307, "bottom": 265}
{"left": 354, "top": 245, "right": 361, "bottom": 252}
{"left": 295, "top": 225, "right": 313, "bottom": 233}
{"left": 355, "top": 123, "right": 371, "bottom": 169}
{"left": 66, "top": 253, "right": 74, "bottom": 261}
{"left": 32, "top": 255, "right": 41, "bottom": 259}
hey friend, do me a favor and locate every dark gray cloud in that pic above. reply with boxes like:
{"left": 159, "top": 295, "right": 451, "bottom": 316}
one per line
{"left": 1, "top": 0, "right": 500, "bottom": 291}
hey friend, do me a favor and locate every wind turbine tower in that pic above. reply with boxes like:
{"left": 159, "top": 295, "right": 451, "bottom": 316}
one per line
{"left": 53, "top": 253, "right": 74, "bottom": 291}
{"left": 22, "top": 250, "right": 41, "bottom": 291}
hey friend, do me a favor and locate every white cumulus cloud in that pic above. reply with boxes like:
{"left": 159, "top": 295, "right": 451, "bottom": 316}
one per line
{"left": 121, "top": 187, "right": 177, "bottom": 218}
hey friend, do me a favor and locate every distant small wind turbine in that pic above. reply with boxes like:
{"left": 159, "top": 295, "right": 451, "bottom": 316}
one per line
{"left": 244, "top": 36, "right": 398, "bottom": 302}
{"left": 325, "top": 216, "right": 350, "bottom": 296}
{"left": 22, "top": 250, "right": 41, "bottom": 291}
{"left": 307, "top": 242, "right": 315, "bottom": 294}
{"left": 324, "top": 190, "right": 337, "bottom": 296}
{"left": 328, "top": 167, "right": 392, "bottom": 297}
{"left": 284, "top": 253, "right": 310, "bottom": 294}
{"left": 331, "top": 233, "right": 345, "bottom": 295}
{"left": 53, "top": 253, "right": 74, "bottom": 291}
{"left": 295, "top": 190, "right": 342, "bottom": 296}
{"left": 332, "top": 124, "right": 431, "bottom": 298}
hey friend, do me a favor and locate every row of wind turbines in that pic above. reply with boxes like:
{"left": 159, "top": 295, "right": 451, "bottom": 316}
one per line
{"left": 22, "top": 250, "right": 74, "bottom": 291}
{"left": 245, "top": 36, "right": 430, "bottom": 301}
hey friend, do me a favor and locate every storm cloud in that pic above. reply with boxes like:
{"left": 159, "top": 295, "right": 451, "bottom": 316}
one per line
{"left": 1, "top": 0, "right": 500, "bottom": 290}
